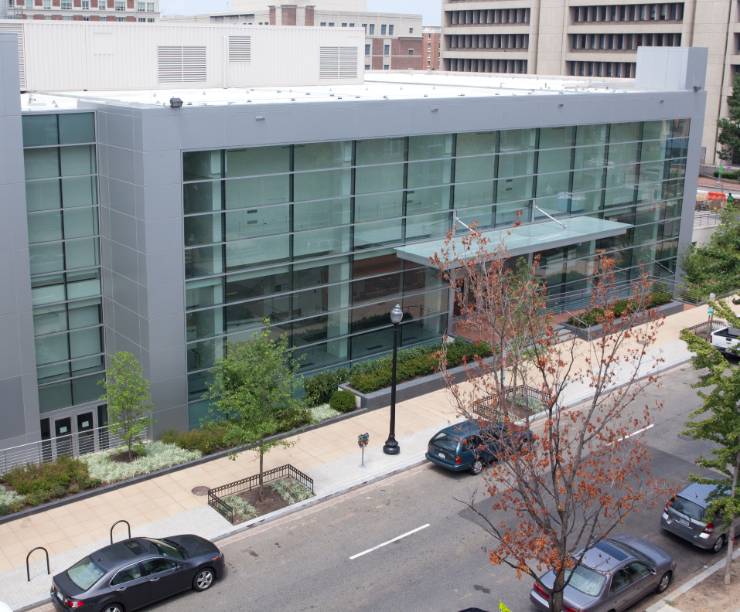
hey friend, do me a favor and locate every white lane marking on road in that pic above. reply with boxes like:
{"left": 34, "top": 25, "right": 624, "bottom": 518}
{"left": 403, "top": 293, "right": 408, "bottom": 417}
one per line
{"left": 349, "top": 523, "right": 430, "bottom": 560}
{"left": 612, "top": 423, "right": 655, "bottom": 445}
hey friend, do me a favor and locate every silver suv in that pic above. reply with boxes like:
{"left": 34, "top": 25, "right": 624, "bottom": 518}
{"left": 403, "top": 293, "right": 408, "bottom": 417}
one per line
{"left": 661, "top": 483, "right": 737, "bottom": 552}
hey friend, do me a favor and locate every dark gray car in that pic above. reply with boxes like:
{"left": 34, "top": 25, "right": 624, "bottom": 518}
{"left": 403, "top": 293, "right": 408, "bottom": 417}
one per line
{"left": 661, "top": 482, "right": 738, "bottom": 552}
{"left": 50, "top": 536, "right": 225, "bottom": 612}
{"left": 530, "top": 535, "right": 675, "bottom": 612}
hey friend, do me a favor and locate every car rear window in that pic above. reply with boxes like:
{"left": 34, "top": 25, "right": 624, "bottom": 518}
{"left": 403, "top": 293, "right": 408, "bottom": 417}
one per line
{"left": 672, "top": 495, "right": 705, "bottom": 521}
{"left": 565, "top": 565, "right": 606, "bottom": 597}
{"left": 151, "top": 538, "right": 184, "bottom": 560}
{"left": 67, "top": 556, "right": 105, "bottom": 591}
{"left": 431, "top": 432, "right": 459, "bottom": 451}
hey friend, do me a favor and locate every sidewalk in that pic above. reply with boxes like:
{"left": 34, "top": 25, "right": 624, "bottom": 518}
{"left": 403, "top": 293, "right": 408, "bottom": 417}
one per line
{"left": 0, "top": 302, "right": 732, "bottom": 610}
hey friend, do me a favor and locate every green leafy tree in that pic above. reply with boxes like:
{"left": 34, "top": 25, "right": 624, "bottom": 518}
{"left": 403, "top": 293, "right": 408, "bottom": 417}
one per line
{"left": 206, "top": 324, "right": 305, "bottom": 498}
{"left": 680, "top": 303, "right": 740, "bottom": 585}
{"left": 683, "top": 200, "right": 740, "bottom": 301}
{"left": 718, "top": 76, "right": 740, "bottom": 164}
{"left": 99, "top": 352, "right": 152, "bottom": 461}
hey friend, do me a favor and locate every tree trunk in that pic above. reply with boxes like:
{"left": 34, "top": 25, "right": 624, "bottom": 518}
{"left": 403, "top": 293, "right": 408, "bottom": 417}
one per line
{"left": 724, "top": 451, "right": 740, "bottom": 586}
{"left": 258, "top": 444, "right": 264, "bottom": 502}
{"left": 550, "top": 569, "right": 565, "bottom": 612}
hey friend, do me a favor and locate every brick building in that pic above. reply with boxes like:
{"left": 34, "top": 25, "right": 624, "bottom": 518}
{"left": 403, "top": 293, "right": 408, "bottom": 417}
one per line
{"left": 3, "top": 0, "right": 158, "bottom": 22}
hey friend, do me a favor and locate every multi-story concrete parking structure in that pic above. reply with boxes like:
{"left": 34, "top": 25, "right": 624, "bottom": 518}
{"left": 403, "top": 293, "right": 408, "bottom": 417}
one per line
{"left": 0, "top": 23, "right": 706, "bottom": 466}
{"left": 441, "top": 0, "right": 735, "bottom": 164}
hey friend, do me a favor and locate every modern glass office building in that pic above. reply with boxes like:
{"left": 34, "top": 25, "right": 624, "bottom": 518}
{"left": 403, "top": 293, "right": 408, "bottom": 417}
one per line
{"left": 181, "top": 120, "right": 689, "bottom": 419}
{"left": 0, "top": 33, "right": 707, "bottom": 448}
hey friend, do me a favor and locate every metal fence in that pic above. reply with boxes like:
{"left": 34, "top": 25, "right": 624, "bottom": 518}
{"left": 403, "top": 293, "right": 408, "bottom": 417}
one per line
{"left": 472, "top": 385, "right": 547, "bottom": 421}
{"left": 682, "top": 319, "right": 728, "bottom": 340}
{"left": 0, "top": 421, "right": 150, "bottom": 476}
{"left": 208, "top": 464, "right": 314, "bottom": 524}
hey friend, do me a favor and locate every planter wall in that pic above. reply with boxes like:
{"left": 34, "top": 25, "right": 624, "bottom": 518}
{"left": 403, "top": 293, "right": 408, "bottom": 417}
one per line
{"left": 561, "top": 301, "right": 684, "bottom": 341}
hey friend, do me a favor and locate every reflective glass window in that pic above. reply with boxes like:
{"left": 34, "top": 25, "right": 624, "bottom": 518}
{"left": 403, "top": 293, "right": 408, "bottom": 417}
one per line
{"left": 59, "top": 114, "right": 95, "bottom": 145}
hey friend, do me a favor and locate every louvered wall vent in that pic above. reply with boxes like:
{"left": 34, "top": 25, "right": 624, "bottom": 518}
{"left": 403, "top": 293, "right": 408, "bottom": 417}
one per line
{"left": 319, "top": 46, "right": 358, "bottom": 80}
{"left": 157, "top": 46, "right": 207, "bottom": 84}
{"left": 228, "top": 36, "right": 252, "bottom": 63}
{"left": 0, "top": 24, "right": 26, "bottom": 89}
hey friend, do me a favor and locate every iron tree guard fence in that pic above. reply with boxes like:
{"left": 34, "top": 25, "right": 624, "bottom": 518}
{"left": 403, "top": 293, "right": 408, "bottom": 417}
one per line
{"left": 207, "top": 464, "right": 314, "bottom": 524}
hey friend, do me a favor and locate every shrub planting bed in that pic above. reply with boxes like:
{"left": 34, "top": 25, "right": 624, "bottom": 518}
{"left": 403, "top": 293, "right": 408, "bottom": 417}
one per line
{"left": 566, "top": 290, "right": 674, "bottom": 329}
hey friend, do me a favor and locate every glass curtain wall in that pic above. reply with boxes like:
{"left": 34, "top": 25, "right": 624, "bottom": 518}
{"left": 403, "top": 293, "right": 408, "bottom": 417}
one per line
{"left": 22, "top": 113, "right": 104, "bottom": 413}
{"left": 183, "top": 119, "right": 689, "bottom": 421}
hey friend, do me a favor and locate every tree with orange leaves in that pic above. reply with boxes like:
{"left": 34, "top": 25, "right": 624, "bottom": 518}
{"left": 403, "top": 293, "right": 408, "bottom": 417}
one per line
{"left": 432, "top": 225, "right": 666, "bottom": 612}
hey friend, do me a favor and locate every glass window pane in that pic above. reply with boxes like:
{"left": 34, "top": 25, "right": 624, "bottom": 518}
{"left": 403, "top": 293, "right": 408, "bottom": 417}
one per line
{"left": 294, "top": 169, "right": 351, "bottom": 202}
{"left": 184, "top": 181, "right": 221, "bottom": 214}
{"left": 186, "top": 245, "right": 224, "bottom": 278}
{"left": 455, "top": 181, "right": 494, "bottom": 210}
{"left": 225, "top": 175, "right": 290, "bottom": 208}
{"left": 350, "top": 327, "right": 393, "bottom": 359}
{"left": 32, "top": 278, "right": 66, "bottom": 306}
{"left": 33, "top": 304, "right": 68, "bottom": 335}
{"left": 354, "top": 219, "right": 402, "bottom": 249}
{"left": 183, "top": 151, "right": 222, "bottom": 181}
{"left": 356, "top": 138, "right": 404, "bottom": 165}
{"left": 187, "top": 337, "right": 224, "bottom": 371}
{"left": 456, "top": 155, "right": 495, "bottom": 183}
{"left": 294, "top": 338, "right": 348, "bottom": 371}
{"left": 58, "top": 113, "right": 95, "bottom": 145}
{"left": 62, "top": 176, "right": 97, "bottom": 208}
{"left": 186, "top": 278, "right": 224, "bottom": 309}
{"left": 25, "top": 148, "right": 59, "bottom": 180}
{"left": 67, "top": 272, "right": 101, "bottom": 299}
{"left": 26, "top": 179, "right": 61, "bottom": 212}
{"left": 70, "top": 327, "right": 102, "bottom": 359}
{"left": 225, "top": 146, "right": 290, "bottom": 178}
{"left": 294, "top": 141, "right": 352, "bottom": 170}
{"left": 294, "top": 198, "right": 350, "bottom": 231}
{"left": 225, "top": 266, "right": 291, "bottom": 302}
{"left": 23, "top": 115, "right": 58, "bottom": 147}
{"left": 225, "top": 296, "right": 290, "bottom": 332}
{"left": 355, "top": 192, "right": 402, "bottom": 222}
{"left": 499, "top": 129, "right": 536, "bottom": 153}
{"left": 68, "top": 301, "right": 101, "bottom": 329}
{"left": 186, "top": 308, "right": 223, "bottom": 342}
{"left": 457, "top": 131, "right": 496, "bottom": 157}
{"left": 293, "top": 227, "right": 349, "bottom": 258}
{"left": 60, "top": 146, "right": 96, "bottom": 177}
{"left": 39, "top": 381, "right": 72, "bottom": 413}
{"left": 225, "top": 205, "right": 289, "bottom": 240}
{"left": 408, "top": 134, "right": 453, "bottom": 160}
{"left": 185, "top": 213, "right": 222, "bottom": 246}
{"left": 30, "top": 243, "right": 64, "bottom": 275}
{"left": 28, "top": 211, "right": 63, "bottom": 244}
{"left": 406, "top": 212, "right": 449, "bottom": 240}
{"left": 355, "top": 164, "right": 403, "bottom": 195}
{"left": 225, "top": 235, "right": 289, "bottom": 269}
{"left": 63, "top": 207, "right": 98, "bottom": 239}
{"left": 407, "top": 159, "right": 452, "bottom": 189}
{"left": 407, "top": 186, "right": 450, "bottom": 216}
{"left": 65, "top": 238, "right": 99, "bottom": 270}
{"left": 35, "top": 332, "right": 70, "bottom": 365}
{"left": 72, "top": 373, "right": 105, "bottom": 405}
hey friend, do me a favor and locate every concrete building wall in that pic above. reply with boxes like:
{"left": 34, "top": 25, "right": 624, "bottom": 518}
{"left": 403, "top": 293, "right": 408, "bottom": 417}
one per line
{"left": 0, "top": 32, "right": 41, "bottom": 448}
{"left": 441, "top": 0, "right": 733, "bottom": 164}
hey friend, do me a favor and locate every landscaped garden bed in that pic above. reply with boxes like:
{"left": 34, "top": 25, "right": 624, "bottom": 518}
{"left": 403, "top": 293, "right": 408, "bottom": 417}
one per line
{"left": 208, "top": 465, "right": 314, "bottom": 525}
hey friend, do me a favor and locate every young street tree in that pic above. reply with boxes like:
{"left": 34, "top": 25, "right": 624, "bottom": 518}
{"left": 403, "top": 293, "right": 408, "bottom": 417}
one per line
{"left": 99, "top": 351, "right": 152, "bottom": 461}
{"left": 206, "top": 324, "right": 306, "bottom": 498}
{"left": 682, "top": 199, "right": 740, "bottom": 302}
{"left": 717, "top": 75, "right": 740, "bottom": 165}
{"left": 434, "top": 229, "right": 666, "bottom": 612}
{"left": 680, "top": 301, "right": 740, "bottom": 586}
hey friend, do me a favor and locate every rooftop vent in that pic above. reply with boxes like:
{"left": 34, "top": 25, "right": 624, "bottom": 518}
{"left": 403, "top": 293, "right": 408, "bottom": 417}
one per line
{"left": 319, "top": 46, "right": 358, "bottom": 81}
{"left": 157, "top": 46, "right": 207, "bottom": 84}
{"left": 228, "top": 36, "right": 252, "bottom": 63}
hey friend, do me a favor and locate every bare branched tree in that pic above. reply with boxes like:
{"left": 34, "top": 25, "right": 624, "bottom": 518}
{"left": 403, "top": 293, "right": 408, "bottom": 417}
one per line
{"left": 432, "top": 226, "right": 668, "bottom": 612}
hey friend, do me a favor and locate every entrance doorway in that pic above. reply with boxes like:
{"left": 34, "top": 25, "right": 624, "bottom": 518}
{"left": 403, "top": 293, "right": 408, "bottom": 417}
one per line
{"left": 40, "top": 405, "right": 107, "bottom": 462}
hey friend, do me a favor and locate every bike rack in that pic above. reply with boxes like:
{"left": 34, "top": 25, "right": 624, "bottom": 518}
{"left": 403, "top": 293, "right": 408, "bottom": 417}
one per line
{"left": 26, "top": 546, "right": 50, "bottom": 582}
{"left": 109, "top": 519, "right": 131, "bottom": 544}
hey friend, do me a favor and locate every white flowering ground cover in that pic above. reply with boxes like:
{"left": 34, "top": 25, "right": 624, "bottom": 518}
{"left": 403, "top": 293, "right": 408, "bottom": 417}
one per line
{"left": 0, "top": 484, "right": 24, "bottom": 511}
{"left": 80, "top": 441, "right": 202, "bottom": 484}
{"left": 310, "top": 403, "right": 341, "bottom": 424}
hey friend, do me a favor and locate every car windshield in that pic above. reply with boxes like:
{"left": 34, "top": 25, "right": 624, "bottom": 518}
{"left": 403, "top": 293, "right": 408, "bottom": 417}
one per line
{"left": 431, "top": 432, "right": 460, "bottom": 451}
{"left": 672, "top": 496, "right": 705, "bottom": 521}
{"left": 564, "top": 565, "right": 606, "bottom": 597}
{"left": 152, "top": 539, "right": 185, "bottom": 560}
{"left": 67, "top": 556, "right": 105, "bottom": 591}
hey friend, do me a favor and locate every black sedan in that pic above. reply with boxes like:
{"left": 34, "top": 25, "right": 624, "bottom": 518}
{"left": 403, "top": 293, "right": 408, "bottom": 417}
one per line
{"left": 51, "top": 535, "right": 225, "bottom": 612}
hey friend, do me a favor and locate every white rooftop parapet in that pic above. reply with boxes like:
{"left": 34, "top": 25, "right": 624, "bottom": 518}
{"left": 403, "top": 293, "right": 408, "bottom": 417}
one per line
{"left": 635, "top": 47, "right": 708, "bottom": 92}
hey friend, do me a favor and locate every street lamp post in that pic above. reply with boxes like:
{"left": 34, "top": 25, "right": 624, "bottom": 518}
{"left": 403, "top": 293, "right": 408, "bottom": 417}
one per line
{"left": 708, "top": 292, "right": 717, "bottom": 331}
{"left": 383, "top": 304, "right": 403, "bottom": 455}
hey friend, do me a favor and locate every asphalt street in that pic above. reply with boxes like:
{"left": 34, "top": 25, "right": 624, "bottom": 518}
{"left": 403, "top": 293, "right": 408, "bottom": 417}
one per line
{"left": 147, "top": 363, "right": 724, "bottom": 612}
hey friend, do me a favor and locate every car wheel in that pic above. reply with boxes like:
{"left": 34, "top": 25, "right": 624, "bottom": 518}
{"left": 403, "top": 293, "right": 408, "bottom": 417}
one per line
{"left": 102, "top": 605, "right": 124, "bottom": 612}
{"left": 656, "top": 571, "right": 672, "bottom": 593}
{"left": 470, "top": 459, "right": 483, "bottom": 475}
{"left": 713, "top": 535, "right": 726, "bottom": 553}
{"left": 193, "top": 567, "right": 215, "bottom": 592}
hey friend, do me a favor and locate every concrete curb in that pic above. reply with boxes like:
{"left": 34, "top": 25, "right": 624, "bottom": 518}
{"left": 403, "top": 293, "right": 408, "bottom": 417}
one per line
{"left": 645, "top": 546, "right": 740, "bottom": 612}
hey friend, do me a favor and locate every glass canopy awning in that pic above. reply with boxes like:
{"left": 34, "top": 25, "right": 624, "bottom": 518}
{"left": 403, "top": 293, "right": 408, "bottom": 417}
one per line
{"left": 394, "top": 216, "right": 632, "bottom": 269}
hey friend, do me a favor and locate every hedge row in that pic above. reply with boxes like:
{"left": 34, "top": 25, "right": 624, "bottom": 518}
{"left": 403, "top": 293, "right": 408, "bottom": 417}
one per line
{"left": 567, "top": 290, "right": 673, "bottom": 328}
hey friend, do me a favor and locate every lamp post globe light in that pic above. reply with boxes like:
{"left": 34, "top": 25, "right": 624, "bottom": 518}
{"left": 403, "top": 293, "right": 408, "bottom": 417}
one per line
{"left": 383, "top": 304, "right": 403, "bottom": 455}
